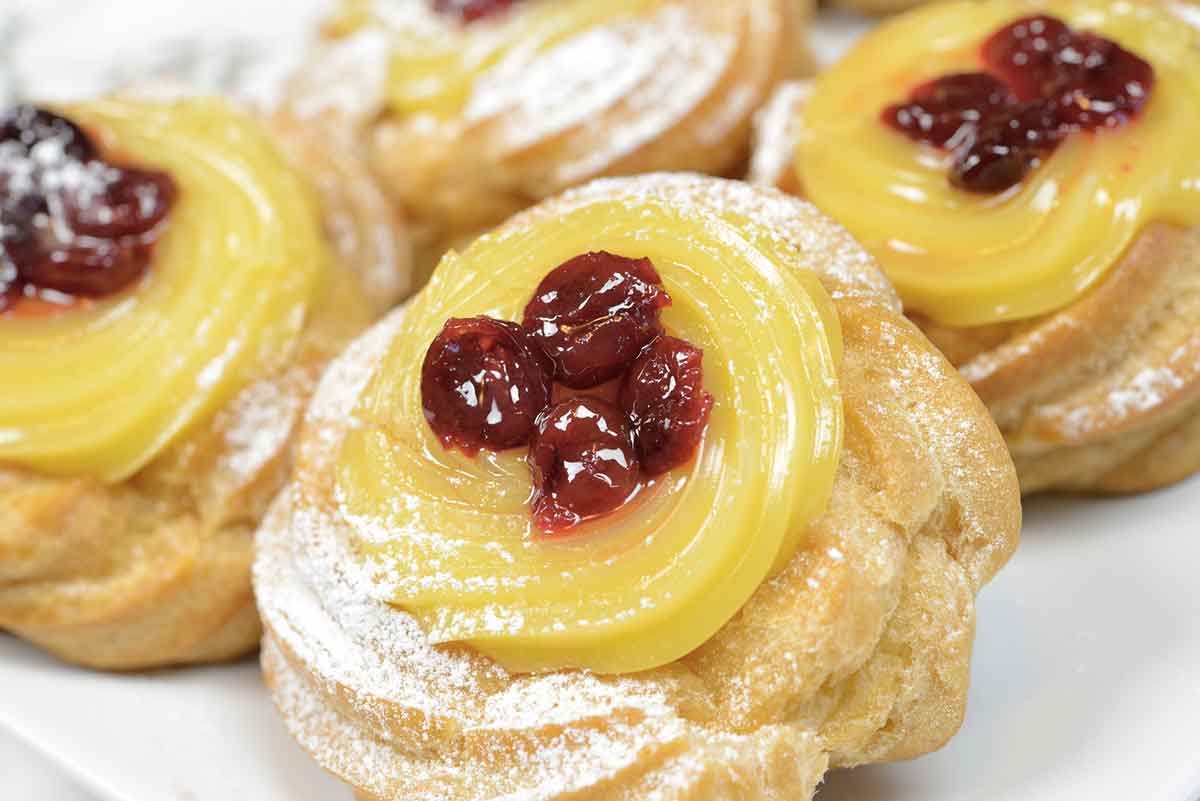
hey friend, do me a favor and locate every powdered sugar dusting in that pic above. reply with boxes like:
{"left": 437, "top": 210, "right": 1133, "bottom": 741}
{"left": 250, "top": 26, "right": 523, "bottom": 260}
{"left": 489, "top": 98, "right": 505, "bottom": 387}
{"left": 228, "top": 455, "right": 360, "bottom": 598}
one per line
{"left": 283, "top": 29, "right": 392, "bottom": 126}
{"left": 281, "top": 1, "right": 797, "bottom": 244}
{"left": 955, "top": 226, "right": 1200, "bottom": 473}
{"left": 539, "top": 173, "right": 900, "bottom": 311}
{"left": 253, "top": 309, "right": 749, "bottom": 800}
{"left": 0, "top": 136, "right": 120, "bottom": 252}
{"left": 469, "top": 4, "right": 736, "bottom": 187}
{"left": 747, "top": 80, "right": 811, "bottom": 190}
{"left": 253, "top": 175, "right": 1017, "bottom": 801}
{"left": 1060, "top": 365, "right": 1186, "bottom": 436}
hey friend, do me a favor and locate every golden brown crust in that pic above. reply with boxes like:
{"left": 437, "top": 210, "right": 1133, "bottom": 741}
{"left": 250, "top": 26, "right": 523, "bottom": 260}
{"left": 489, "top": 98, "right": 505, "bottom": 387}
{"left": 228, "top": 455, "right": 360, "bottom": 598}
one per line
{"left": 751, "top": 81, "right": 1200, "bottom": 494}
{"left": 0, "top": 123, "right": 405, "bottom": 668}
{"left": 255, "top": 175, "right": 1019, "bottom": 800}
{"left": 283, "top": 0, "right": 812, "bottom": 280}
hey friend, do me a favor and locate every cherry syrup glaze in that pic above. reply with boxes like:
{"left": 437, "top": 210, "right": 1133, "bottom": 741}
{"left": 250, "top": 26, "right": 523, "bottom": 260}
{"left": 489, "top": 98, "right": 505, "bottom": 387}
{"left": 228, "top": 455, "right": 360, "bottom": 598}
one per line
{"left": 882, "top": 15, "right": 1155, "bottom": 193}
{"left": 419, "top": 251, "right": 712, "bottom": 532}
{"left": 522, "top": 252, "right": 671, "bottom": 389}
{"left": 0, "top": 106, "right": 178, "bottom": 314}
{"left": 620, "top": 336, "right": 714, "bottom": 476}
{"left": 529, "top": 398, "right": 640, "bottom": 532}
{"left": 431, "top": 0, "right": 520, "bottom": 23}
{"left": 421, "top": 317, "right": 553, "bottom": 453}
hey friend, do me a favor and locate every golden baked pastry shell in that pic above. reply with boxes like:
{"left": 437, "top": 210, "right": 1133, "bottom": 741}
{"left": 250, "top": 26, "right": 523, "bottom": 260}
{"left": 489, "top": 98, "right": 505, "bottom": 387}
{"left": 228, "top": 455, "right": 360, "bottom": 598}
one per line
{"left": 255, "top": 175, "right": 1020, "bottom": 800}
{"left": 283, "top": 0, "right": 813, "bottom": 282}
{"left": 751, "top": 81, "right": 1200, "bottom": 495}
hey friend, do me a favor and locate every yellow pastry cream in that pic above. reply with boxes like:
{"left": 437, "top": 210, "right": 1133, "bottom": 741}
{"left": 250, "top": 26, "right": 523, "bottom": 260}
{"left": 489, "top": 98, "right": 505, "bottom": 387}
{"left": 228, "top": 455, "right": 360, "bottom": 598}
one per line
{"left": 796, "top": 0, "right": 1200, "bottom": 326}
{"left": 333, "top": 186, "right": 845, "bottom": 674}
{"left": 326, "top": 0, "right": 663, "bottom": 118}
{"left": 0, "top": 98, "right": 336, "bottom": 481}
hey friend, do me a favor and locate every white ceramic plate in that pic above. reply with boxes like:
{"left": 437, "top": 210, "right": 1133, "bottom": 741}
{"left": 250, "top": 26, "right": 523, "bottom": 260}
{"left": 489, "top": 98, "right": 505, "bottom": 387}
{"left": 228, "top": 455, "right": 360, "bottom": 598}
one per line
{"left": 2, "top": 2, "right": 1199, "bottom": 800}
{"left": 3, "top": 483, "right": 1199, "bottom": 801}
{"left": 0, "top": 646, "right": 346, "bottom": 801}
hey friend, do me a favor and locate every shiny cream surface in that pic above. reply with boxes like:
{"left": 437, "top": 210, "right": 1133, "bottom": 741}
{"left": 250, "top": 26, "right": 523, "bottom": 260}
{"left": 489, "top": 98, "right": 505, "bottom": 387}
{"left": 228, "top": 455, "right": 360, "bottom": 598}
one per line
{"left": 335, "top": 186, "right": 844, "bottom": 674}
{"left": 796, "top": 0, "right": 1200, "bottom": 326}
{"left": 0, "top": 98, "right": 333, "bottom": 481}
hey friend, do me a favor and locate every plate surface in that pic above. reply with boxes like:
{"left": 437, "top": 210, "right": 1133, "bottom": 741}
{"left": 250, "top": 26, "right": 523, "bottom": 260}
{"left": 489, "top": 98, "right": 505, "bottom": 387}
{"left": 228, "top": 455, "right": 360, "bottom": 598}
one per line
{"left": 1, "top": 2, "right": 1199, "bottom": 800}
{"left": 0, "top": 646, "right": 346, "bottom": 801}
{"left": 3, "top": 484, "right": 1198, "bottom": 801}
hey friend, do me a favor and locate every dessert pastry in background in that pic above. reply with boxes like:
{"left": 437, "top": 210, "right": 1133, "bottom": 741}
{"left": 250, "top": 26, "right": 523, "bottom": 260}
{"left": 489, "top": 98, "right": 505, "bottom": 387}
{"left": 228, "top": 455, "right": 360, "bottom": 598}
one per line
{"left": 752, "top": 0, "right": 1200, "bottom": 494}
{"left": 255, "top": 174, "right": 1020, "bottom": 801}
{"left": 0, "top": 96, "right": 410, "bottom": 669}
{"left": 282, "top": 0, "right": 812, "bottom": 279}
{"left": 268, "top": 113, "right": 413, "bottom": 314}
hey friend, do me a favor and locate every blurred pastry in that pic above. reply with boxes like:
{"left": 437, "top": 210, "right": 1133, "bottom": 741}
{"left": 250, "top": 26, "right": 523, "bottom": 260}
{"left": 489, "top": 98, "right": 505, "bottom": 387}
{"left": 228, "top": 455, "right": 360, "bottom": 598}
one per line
{"left": 826, "top": 0, "right": 930, "bottom": 14}
{"left": 282, "top": 0, "right": 812, "bottom": 278}
{"left": 0, "top": 96, "right": 410, "bottom": 669}
{"left": 256, "top": 174, "right": 1020, "bottom": 801}
{"left": 752, "top": 0, "right": 1200, "bottom": 493}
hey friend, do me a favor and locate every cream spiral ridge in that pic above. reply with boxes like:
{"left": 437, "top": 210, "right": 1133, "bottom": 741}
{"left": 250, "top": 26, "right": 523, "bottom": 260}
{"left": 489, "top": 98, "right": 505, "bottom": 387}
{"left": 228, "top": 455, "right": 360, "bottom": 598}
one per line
{"left": 0, "top": 98, "right": 331, "bottom": 481}
{"left": 331, "top": 174, "right": 844, "bottom": 673}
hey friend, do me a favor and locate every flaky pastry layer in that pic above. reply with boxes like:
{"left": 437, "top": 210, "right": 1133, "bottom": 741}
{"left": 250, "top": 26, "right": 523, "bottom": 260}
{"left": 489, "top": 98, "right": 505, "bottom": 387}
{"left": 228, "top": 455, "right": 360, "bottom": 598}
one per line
{"left": 255, "top": 175, "right": 1019, "bottom": 801}
{"left": 752, "top": 81, "right": 1200, "bottom": 494}
{"left": 0, "top": 121, "right": 408, "bottom": 670}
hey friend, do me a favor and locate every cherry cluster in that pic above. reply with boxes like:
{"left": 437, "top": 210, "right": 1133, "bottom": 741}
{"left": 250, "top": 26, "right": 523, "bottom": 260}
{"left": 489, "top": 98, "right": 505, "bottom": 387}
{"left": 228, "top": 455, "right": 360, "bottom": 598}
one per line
{"left": 420, "top": 251, "right": 714, "bottom": 533}
{"left": 0, "top": 106, "right": 177, "bottom": 313}
{"left": 883, "top": 15, "right": 1155, "bottom": 193}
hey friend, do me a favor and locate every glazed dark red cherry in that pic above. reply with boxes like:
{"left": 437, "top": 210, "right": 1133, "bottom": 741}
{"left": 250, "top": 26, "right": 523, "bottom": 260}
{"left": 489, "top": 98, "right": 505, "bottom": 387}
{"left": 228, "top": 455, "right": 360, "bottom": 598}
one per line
{"left": 63, "top": 166, "right": 178, "bottom": 239}
{"left": 421, "top": 316, "right": 553, "bottom": 453}
{"left": 421, "top": 252, "right": 713, "bottom": 531}
{"left": 522, "top": 251, "right": 671, "bottom": 389}
{"left": 0, "top": 216, "right": 39, "bottom": 275}
{"left": 0, "top": 259, "right": 17, "bottom": 312}
{"left": 882, "top": 15, "right": 1155, "bottom": 194}
{"left": 884, "top": 73, "right": 1017, "bottom": 149}
{"left": 950, "top": 100, "right": 1064, "bottom": 192}
{"left": 981, "top": 14, "right": 1075, "bottom": 99}
{"left": 0, "top": 105, "right": 178, "bottom": 311}
{"left": 619, "top": 337, "right": 713, "bottom": 476}
{"left": 982, "top": 15, "right": 1154, "bottom": 127}
{"left": 431, "top": 0, "right": 519, "bottom": 22}
{"left": 529, "top": 397, "right": 640, "bottom": 533}
{"left": 1037, "top": 34, "right": 1153, "bottom": 129}
{"left": 21, "top": 241, "right": 153, "bottom": 298}
{"left": 1, "top": 105, "right": 98, "bottom": 162}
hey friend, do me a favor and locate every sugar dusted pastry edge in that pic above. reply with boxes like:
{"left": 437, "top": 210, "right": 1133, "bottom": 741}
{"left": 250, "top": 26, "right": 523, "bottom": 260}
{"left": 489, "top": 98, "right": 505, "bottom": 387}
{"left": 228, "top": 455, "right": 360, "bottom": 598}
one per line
{"left": 751, "top": 81, "right": 1200, "bottom": 495}
{"left": 0, "top": 269, "right": 375, "bottom": 669}
{"left": 255, "top": 174, "right": 1020, "bottom": 801}
{"left": 269, "top": 113, "right": 414, "bottom": 313}
{"left": 282, "top": 0, "right": 812, "bottom": 280}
